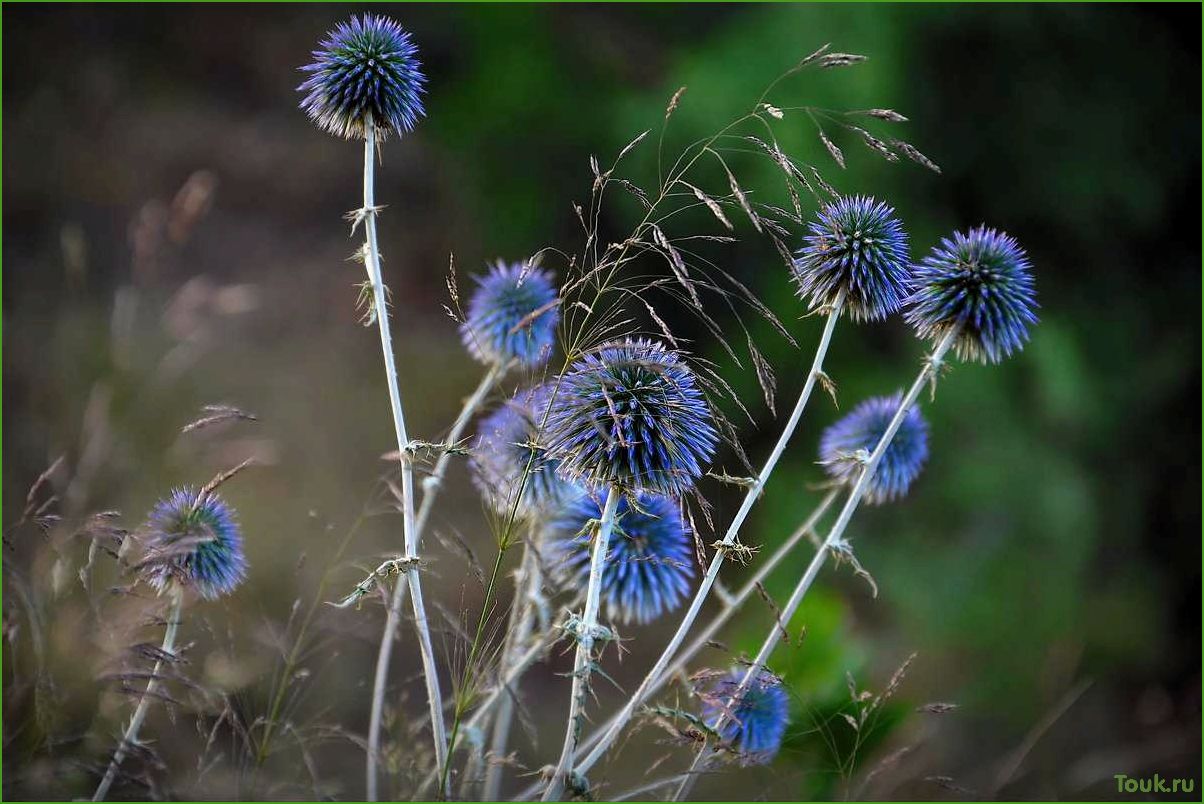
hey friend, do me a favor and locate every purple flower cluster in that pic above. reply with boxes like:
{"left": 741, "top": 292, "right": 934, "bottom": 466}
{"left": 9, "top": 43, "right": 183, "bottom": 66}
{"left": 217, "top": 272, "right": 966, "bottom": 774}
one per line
{"left": 906, "top": 226, "right": 1039, "bottom": 363}
{"left": 548, "top": 492, "right": 695, "bottom": 625}
{"left": 299, "top": 14, "right": 426, "bottom": 140}
{"left": 142, "top": 488, "right": 247, "bottom": 600}
{"left": 819, "top": 393, "right": 930, "bottom": 504}
{"left": 544, "top": 339, "right": 718, "bottom": 497}
{"left": 461, "top": 262, "right": 559, "bottom": 369}
{"left": 793, "top": 196, "right": 911, "bottom": 322}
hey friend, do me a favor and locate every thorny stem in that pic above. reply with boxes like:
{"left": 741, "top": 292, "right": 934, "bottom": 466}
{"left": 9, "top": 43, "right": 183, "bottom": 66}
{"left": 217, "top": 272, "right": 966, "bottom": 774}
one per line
{"left": 367, "top": 362, "right": 503, "bottom": 800}
{"left": 671, "top": 325, "right": 962, "bottom": 801}
{"left": 569, "top": 292, "right": 846, "bottom": 783}
{"left": 93, "top": 586, "right": 183, "bottom": 802}
{"left": 481, "top": 525, "right": 544, "bottom": 800}
{"left": 510, "top": 488, "right": 840, "bottom": 803}
{"left": 358, "top": 115, "right": 448, "bottom": 800}
{"left": 541, "top": 486, "right": 622, "bottom": 801}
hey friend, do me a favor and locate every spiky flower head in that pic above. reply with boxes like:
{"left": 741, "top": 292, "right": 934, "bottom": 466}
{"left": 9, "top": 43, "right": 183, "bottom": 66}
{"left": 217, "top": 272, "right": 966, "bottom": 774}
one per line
{"left": 793, "top": 195, "right": 911, "bottom": 322}
{"left": 700, "top": 668, "right": 790, "bottom": 764}
{"left": 299, "top": 14, "right": 426, "bottom": 140}
{"left": 545, "top": 339, "right": 718, "bottom": 497}
{"left": 549, "top": 492, "right": 695, "bottom": 625}
{"left": 470, "top": 385, "right": 576, "bottom": 517}
{"left": 905, "top": 226, "right": 1038, "bottom": 363}
{"left": 461, "top": 262, "right": 560, "bottom": 369}
{"left": 140, "top": 488, "right": 247, "bottom": 600}
{"left": 819, "top": 393, "right": 929, "bottom": 505}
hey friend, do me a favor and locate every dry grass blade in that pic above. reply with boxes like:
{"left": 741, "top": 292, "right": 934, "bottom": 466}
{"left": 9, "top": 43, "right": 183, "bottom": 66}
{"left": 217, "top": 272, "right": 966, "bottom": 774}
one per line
{"left": 890, "top": 139, "right": 943, "bottom": 173}
{"left": 819, "top": 129, "right": 846, "bottom": 169}
{"left": 195, "top": 458, "right": 255, "bottom": 504}
{"left": 616, "top": 130, "right": 650, "bottom": 164}
{"left": 857, "top": 108, "right": 909, "bottom": 123}
{"left": 679, "top": 181, "right": 733, "bottom": 231}
{"left": 651, "top": 226, "right": 702, "bottom": 310}
{"left": 853, "top": 127, "right": 899, "bottom": 162}
{"left": 809, "top": 165, "right": 838, "bottom": 197}
{"left": 181, "top": 405, "right": 258, "bottom": 434}
{"left": 796, "top": 42, "right": 832, "bottom": 68}
{"left": 746, "top": 334, "right": 777, "bottom": 415}
{"left": 617, "top": 179, "right": 651, "bottom": 210}
{"left": 817, "top": 52, "right": 867, "bottom": 69}
{"left": 724, "top": 166, "right": 762, "bottom": 234}
{"left": 665, "top": 86, "right": 687, "bottom": 121}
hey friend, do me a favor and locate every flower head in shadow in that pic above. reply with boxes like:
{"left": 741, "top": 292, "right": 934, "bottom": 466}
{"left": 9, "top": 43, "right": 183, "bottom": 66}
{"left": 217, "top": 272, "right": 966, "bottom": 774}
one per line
{"left": 700, "top": 668, "right": 790, "bottom": 765}
{"left": 819, "top": 393, "right": 929, "bottom": 504}
{"left": 548, "top": 492, "right": 695, "bottom": 625}
{"left": 471, "top": 385, "right": 576, "bottom": 517}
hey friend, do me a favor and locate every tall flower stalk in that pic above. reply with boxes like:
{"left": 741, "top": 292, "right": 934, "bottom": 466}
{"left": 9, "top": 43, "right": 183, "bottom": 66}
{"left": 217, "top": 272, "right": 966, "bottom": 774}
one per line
{"left": 366, "top": 361, "right": 503, "bottom": 800}
{"left": 509, "top": 486, "right": 840, "bottom": 802}
{"left": 676, "top": 224, "right": 1037, "bottom": 797}
{"left": 672, "top": 327, "right": 958, "bottom": 799}
{"left": 93, "top": 587, "right": 182, "bottom": 803}
{"left": 297, "top": 15, "right": 449, "bottom": 797}
{"left": 539, "top": 339, "right": 718, "bottom": 799}
{"left": 95, "top": 485, "right": 248, "bottom": 801}
{"left": 571, "top": 195, "right": 912, "bottom": 783}
{"left": 359, "top": 116, "right": 450, "bottom": 796}
{"left": 541, "top": 485, "right": 621, "bottom": 801}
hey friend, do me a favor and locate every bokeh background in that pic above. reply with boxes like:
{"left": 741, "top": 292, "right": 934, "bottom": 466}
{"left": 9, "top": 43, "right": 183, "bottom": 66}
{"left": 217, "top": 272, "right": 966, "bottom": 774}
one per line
{"left": 3, "top": 3, "right": 1200, "bottom": 801}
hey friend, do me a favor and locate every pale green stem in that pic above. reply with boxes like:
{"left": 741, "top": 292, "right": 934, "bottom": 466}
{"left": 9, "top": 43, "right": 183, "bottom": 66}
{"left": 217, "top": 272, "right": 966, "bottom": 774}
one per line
{"left": 672, "top": 326, "right": 961, "bottom": 801}
{"left": 93, "top": 586, "right": 183, "bottom": 802}
{"left": 510, "top": 487, "right": 839, "bottom": 802}
{"left": 541, "top": 486, "right": 622, "bottom": 801}
{"left": 568, "top": 292, "right": 845, "bottom": 782}
{"left": 359, "top": 116, "right": 448, "bottom": 800}
{"left": 366, "top": 362, "right": 503, "bottom": 800}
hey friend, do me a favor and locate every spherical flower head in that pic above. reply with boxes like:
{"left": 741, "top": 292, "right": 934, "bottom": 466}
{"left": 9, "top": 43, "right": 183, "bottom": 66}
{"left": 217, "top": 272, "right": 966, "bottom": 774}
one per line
{"left": 544, "top": 339, "right": 718, "bottom": 497}
{"left": 793, "top": 195, "right": 911, "bottom": 322}
{"left": 470, "top": 385, "right": 576, "bottom": 517}
{"left": 549, "top": 492, "right": 695, "bottom": 625}
{"left": 461, "top": 262, "right": 559, "bottom": 369}
{"left": 141, "top": 488, "right": 247, "bottom": 600}
{"left": 299, "top": 14, "right": 426, "bottom": 140}
{"left": 819, "top": 393, "right": 929, "bottom": 505}
{"left": 700, "top": 668, "right": 790, "bottom": 764}
{"left": 904, "top": 226, "right": 1038, "bottom": 363}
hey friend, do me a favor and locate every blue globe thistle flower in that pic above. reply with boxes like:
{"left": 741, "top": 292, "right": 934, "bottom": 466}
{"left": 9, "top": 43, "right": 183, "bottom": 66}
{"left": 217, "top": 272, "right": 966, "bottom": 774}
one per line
{"left": 299, "top": 14, "right": 426, "bottom": 140}
{"left": 819, "top": 393, "right": 929, "bottom": 505}
{"left": 701, "top": 668, "right": 790, "bottom": 764}
{"left": 793, "top": 195, "right": 911, "bottom": 322}
{"left": 461, "top": 262, "right": 560, "bottom": 369}
{"left": 544, "top": 339, "right": 718, "bottom": 497}
{"left": 548, "top": 492, "right": 695, "bottom": 625}
{"left": 470, "top": 385, "right": 576, "bottom": 516}
{"left": 141, "top": 488, "right": 247, "bottom": 600}
{"left": 905, "top": 226, "right": 1038, "bottom": 363}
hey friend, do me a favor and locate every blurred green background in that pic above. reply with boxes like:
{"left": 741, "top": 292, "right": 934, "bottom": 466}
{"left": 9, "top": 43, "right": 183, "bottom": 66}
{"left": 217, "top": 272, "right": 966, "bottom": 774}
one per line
{"left": 3, "top": 3, "right": 1199, "bottom": 801}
